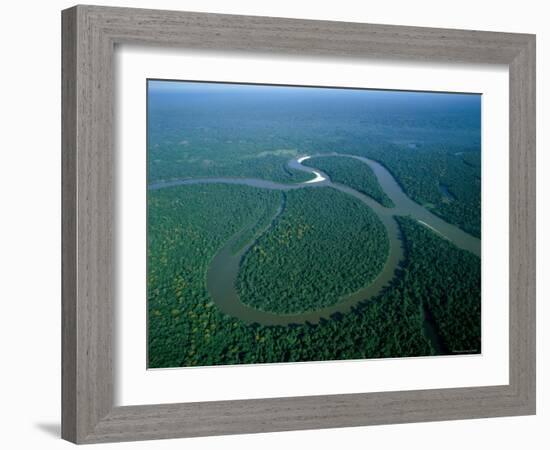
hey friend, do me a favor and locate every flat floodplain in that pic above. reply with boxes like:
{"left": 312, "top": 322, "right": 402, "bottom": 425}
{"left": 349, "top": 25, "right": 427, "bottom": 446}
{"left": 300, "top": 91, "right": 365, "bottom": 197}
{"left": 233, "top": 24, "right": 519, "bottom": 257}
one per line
{"left": 147, "top": 80, "right": 481, "bottom": 369}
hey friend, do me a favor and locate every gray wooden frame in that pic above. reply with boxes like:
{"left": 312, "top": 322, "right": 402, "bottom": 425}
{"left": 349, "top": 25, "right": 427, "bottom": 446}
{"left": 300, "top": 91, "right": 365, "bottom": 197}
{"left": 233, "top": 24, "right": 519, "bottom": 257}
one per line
{"left": 61, "top": 4, "right": 536, "bottom": 444}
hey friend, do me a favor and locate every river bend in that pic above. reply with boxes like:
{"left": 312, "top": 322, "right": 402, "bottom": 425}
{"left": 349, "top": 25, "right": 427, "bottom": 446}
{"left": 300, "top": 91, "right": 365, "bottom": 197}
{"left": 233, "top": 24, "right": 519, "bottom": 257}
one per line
{"left": 149, "top": 153, "right": 480, "bottom": 325}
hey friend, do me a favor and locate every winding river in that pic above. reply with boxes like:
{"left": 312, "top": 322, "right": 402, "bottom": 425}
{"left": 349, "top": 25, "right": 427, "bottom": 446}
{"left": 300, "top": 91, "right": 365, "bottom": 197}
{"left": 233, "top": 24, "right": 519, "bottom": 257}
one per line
{"left": 149, "top": 154, "right": 480, "bottom": 326}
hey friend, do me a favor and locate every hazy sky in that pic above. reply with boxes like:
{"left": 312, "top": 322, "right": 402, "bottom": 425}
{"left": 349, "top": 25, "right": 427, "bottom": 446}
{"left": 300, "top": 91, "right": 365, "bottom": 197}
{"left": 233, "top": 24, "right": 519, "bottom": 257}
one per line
{"left": 147, "top": 79, "right": 481, "bottom": 104}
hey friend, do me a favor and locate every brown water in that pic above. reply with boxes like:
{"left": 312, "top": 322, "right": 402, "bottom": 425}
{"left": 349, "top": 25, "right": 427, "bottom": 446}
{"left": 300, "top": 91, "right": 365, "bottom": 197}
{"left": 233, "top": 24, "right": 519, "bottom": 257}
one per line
{"left": 150, "top": 154, "right": 480, "bottom": 326}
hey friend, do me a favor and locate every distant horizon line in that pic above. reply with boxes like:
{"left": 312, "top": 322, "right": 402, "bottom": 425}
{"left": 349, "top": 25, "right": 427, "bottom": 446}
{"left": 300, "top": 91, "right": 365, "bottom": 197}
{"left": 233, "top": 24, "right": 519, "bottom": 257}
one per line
{"left": 147, "top": 78, "right": 482, "bottom": 97}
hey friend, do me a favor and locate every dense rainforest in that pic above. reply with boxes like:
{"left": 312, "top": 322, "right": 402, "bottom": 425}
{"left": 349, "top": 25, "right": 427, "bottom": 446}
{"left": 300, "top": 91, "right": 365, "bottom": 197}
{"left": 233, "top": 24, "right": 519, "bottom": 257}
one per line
{"left": 148, "top": 85, "right": 481, "bottom": 237}
{"left": 396, "top": 217, "right": 481, "bottom": 353}
{"left": 303, "top": 156, "right": 394, "bottom": 208}
{"left": 236, "top": 187, "right": 389, "bottom": 314}
{"left": 146, "top": 82, "right": 481, "bottom": 368}
{"left": 356, "top": 145, "right": 481, "bottom": 237}
{"left": 147, "top": 183, "right": 480, "bottom": 368}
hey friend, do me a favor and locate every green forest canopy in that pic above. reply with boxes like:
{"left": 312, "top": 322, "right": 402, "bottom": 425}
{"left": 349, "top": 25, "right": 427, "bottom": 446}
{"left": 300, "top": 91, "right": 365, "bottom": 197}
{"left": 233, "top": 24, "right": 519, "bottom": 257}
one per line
{"left": 303, "top": 156, "right": 394, "bottom": 208}
{"left": 148, "top": 184, "right": 480, "bottom": 368}
{"left": 237, "top": 187, "right": 389, "bottom": 314}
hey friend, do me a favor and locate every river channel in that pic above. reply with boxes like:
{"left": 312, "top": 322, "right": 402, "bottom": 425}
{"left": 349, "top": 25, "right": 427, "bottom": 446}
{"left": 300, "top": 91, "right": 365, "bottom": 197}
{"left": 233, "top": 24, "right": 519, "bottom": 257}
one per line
{"left": 149, "top": 154, "right": 481, "bottom": 326}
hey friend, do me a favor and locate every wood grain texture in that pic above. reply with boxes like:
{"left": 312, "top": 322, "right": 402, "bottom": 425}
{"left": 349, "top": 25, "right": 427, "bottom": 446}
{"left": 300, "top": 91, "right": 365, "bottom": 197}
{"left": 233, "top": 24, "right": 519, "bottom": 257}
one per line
{"left": 61, "top": 6, "right": 77, "bottom": 443}
{"left": 508, "top": 36, "right": 536, "bottom": 409}
{"left": 61, "top": 4, "right": 536, "bottom": 444}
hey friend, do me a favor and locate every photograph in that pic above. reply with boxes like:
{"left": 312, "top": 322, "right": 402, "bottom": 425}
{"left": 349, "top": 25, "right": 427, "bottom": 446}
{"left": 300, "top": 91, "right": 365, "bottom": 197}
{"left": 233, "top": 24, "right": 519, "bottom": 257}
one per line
{"left": 146, "top": 80, "right": 482, "bottom": 369}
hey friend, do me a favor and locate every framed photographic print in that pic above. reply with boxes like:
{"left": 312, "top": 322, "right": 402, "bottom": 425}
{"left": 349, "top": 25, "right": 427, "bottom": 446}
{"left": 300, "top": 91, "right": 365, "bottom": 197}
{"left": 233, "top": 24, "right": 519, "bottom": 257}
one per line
{"left": 62, "top": 5, "right": 536, "bottom": 444}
